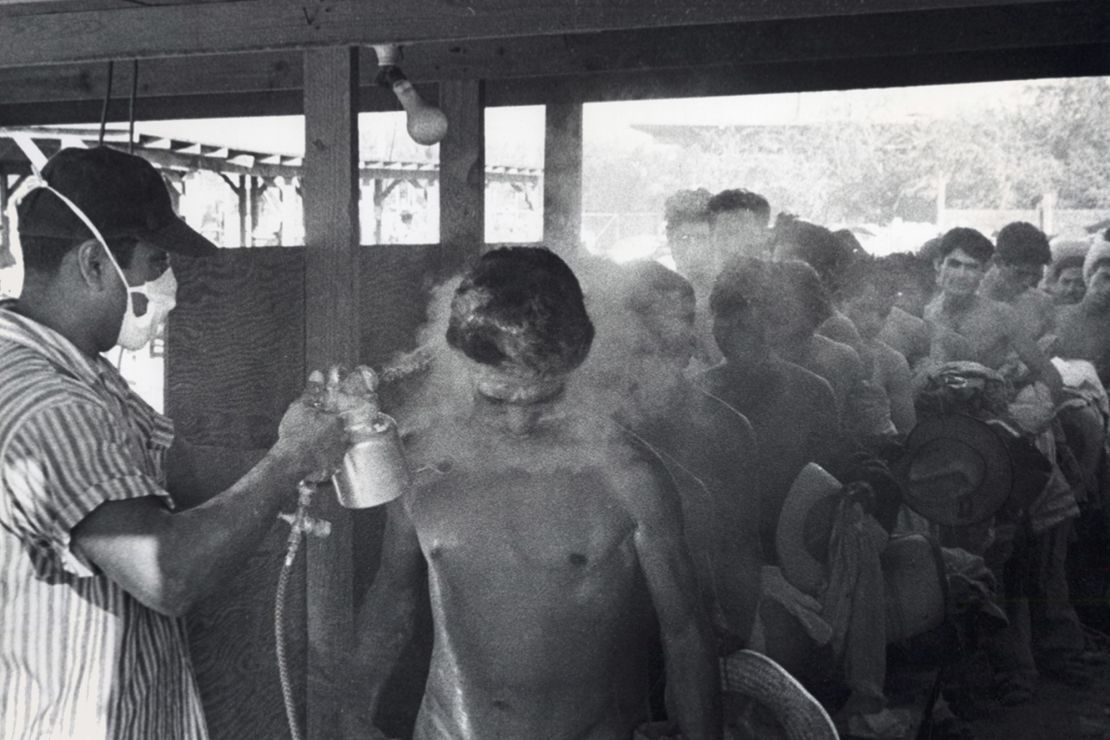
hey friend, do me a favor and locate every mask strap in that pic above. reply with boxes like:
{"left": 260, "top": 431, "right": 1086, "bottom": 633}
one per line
{"left": 19, "top": 176, "right": 131, "bottom": 290}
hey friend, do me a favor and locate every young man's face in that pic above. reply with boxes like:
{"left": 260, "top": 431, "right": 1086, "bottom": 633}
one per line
{"left": 712, "top": 304, "right": 767, "bottom": 364}
{"left": 936, "top": 247, "right": 987, "bottom": 298}
{"left": 997, "top": 259, "right": 1044, "bottom": 291}
{"left": 711, "top": 210, "right": 767, "bottom": 263}
{"left": 1084, "top": 265, "right": 1110, "bottom": 312}
{"left": 842, "top": 286, "right": 893, "bottom": 340}
{"left": 1052, "top": 267, "right": 1086, "bottom": 305}
{"left": 637, "top": 292, "right": 697, "bottom": 370}
{"left": 667, "top": 222, "right": 713, "bottom": 288}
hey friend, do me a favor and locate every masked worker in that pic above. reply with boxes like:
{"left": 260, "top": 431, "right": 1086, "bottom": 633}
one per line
{"left": 0, "top": 147, "right": 355, "bottom": 740}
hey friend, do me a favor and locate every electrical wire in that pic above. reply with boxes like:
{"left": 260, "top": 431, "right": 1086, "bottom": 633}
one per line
{"left": 128, "top": 60, "right": 138, "bottom": 154}
{"left": 98, "top": 61, "right": 115, "bottom": 147}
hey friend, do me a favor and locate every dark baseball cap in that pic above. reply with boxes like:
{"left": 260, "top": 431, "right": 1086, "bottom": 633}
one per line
{"left": 16, "top": 146, "right": 218, "bottom": 257}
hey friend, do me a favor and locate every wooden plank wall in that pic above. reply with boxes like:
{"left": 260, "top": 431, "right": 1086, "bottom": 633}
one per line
{"left": 165, "top": 241, "right": 458, "bottom": 739}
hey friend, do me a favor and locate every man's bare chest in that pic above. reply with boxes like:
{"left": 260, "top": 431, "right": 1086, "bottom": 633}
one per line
{"left": 407, "top": 467, "right": 636, "bottom": 574}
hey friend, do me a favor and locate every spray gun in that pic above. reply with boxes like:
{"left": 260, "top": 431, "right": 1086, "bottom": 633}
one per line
{"left": 275, "top": 361, "right": 422, "bottom": 740}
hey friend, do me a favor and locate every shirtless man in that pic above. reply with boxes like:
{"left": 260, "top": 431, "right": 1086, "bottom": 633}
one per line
{"left": 598, "top": 259, "right": 763, "bottom": 650}
{"left": 707, "top": 188, "right": 771, "bottom": 265}
{"left": 924, "top": 227, "right": 1062, "bottom": 398}
{"left": 837, "top": 256, "right": 917, "bottom": 438}
{"left": 771, "top": 216, "right": 863, "bottom": 349}
{"left": 877, "top": 252, "right": 935, "bottom": 369}
{"left": 980, "top": 221, "right": 1056, "bottom": 340}
{"left": 663, "top": 188, "right": 721, "bottom": 372}
{"left": 1045, "top": 242, "right": 1088, "bottom": 306}
{"left": 693, "top": 257, "right": 841, "bottom": 560}
{"left": 1054, "top": 244, "right": 1110, "bottom": 386}
{"left": 766, "top": 259, "right": 866, "bottom": 424}
{"left": 348, "top": 247, "right": 721, "bottom": 740}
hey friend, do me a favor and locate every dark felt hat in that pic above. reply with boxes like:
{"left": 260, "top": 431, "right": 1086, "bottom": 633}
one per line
{"left": 895, "top": 414, "right": 1013, "bottom": 527}
{"left": 17, "top": 146, "right": 218, "bottom": 257}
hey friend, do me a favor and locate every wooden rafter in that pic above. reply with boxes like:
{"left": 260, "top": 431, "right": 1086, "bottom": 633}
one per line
{"left": 0, "top": 0, "right": 1083, "bottom": 68}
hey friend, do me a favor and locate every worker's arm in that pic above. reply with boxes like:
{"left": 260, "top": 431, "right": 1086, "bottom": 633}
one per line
{"left": 70, "top": 393, "right": 348, "bottom": 617}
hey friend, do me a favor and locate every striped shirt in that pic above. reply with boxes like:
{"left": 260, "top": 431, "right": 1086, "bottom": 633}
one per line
{"left": 0, "top": 303, "right": 208, "bottom": 740}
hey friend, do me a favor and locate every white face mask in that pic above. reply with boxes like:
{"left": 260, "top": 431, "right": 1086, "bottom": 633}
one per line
{"left": 115, "top": 265, "right": 177, "bottom": 351}
{"left": 24, "top": 180, "right": 177, "bottom": 351}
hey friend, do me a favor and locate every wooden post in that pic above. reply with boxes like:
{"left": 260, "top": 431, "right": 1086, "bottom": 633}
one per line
{"left": 302, "top": 45, "right": 359, "bottom": 740}
{"left": 543, "top": 102, "right": 583, "bottom": 257}
{"left": 249, "top": 176, "right": 263, "bottom": 246}
{"left": 438, "top": 80, "right": 485, "bottom": 273}
{"left": 0, "top": 169, "right": 10, "bottom": 264}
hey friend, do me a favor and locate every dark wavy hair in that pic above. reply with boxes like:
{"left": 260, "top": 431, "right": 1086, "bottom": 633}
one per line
{"left": 996, "top": 221, "right": 1051, "bottom": 266}
{"left": 446, "top": 246, "right": 594, "bottom": 377}
{"left": 706, "top": 188, "right": 771, "bottom": 224}
{"left": 935, "top": 227, "right": 993, "bottom": 264}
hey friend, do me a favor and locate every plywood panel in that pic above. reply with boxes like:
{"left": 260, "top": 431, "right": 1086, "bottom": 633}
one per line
{"left": 165, "top": 247, "right": 308, "bottom": 740}
{"left": 166, "top": 248, "right": 305, "bottom": 449}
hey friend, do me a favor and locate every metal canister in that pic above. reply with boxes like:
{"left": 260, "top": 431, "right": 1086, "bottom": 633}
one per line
{"left": 332, "top": 412, "right": 411, "bottom": 508}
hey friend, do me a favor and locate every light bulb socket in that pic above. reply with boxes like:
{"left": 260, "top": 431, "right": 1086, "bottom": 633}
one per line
{"left": 375, "top": 65, "right": 408, "bottom": 88}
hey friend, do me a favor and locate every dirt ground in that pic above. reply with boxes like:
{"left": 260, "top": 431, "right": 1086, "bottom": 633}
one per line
{"left": 969, "top": 658, "right": 1110, "bottom": 740}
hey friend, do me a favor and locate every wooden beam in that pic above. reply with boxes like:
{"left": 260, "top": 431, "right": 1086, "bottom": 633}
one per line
{"left": 1, "top": 41, "right": 1108, "bottom": 126}
{"left": 542, "top": 102, "right": 583, "bottom": 257}
{"left": 301, "top": 45, "right": 359, "bottom": 740}
{"left": 0, "top": 0, "right": 1083, "bottom": 68}
{"left": 486, "top": 42, "right": 1110, "bottom": 105}
{"left": 0, "top": 2, "right": 1104, "bottom": 107}
{"left": 438, "top": 79, "right": 485, "bottom": 274}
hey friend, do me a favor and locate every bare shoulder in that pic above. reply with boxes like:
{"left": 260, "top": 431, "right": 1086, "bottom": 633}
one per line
{"left": 604, "top": 440, "right": 684, "bottom": 530}
{"left": 690, "top": 383, "right": 756, "bottom": 446}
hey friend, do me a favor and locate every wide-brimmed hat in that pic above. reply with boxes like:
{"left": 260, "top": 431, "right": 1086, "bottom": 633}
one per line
{"left": 895, "top": 414, "right": 1012, "bottom": 527}
{"left": 775, "top": 463, "right": 846, "bottom": 596}
{"left": 720, "top": 649, "right": 838, "bottom": 740}
{"left": 883, "top": 533, "right": 947, "bottom": 642}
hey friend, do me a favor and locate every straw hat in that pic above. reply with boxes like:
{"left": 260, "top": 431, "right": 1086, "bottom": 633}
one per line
{"left": 895, "top": 414, "right": 1013, "bottom": 527}
{"left": 720, "top": 649, "right": 839, "bottom": 740}
{"left": 775, "top": 463, "right": 845, "bottom": 597}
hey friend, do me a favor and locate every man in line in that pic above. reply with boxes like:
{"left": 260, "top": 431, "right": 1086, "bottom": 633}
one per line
{"left": 0, "top": 147, "right": 351, "bottom": 739}
{"left": 924, "top": 227, "right": 1062, "bottom": 398}
{"left": 597, "top": 259, "right": 763, "bottom": 651}
{"left": 1044, "top": 240, "right": 1089, "bottom": 306}
{"left": 836, "top": 256, "right": 917, "bottom": 439}
{"left": 348, "top": 248, "right": 721, "bottom": 740}
{"left": 980, "top": 221, "right": 1057, "bottom": 340}
{"left": 694, "top": 257, "right": 841, "bottom": 561}
{"left": 707, "top": 188, "right": 772, "bottom": 265}
{"left": 765, "top": 259, "right": 866, "bottom": 427}
{"left": 663, "top": 187, "right": 721, "bottom": 372}
{"left": 1054, "top": 240, "right": 1110, "bottom": 387}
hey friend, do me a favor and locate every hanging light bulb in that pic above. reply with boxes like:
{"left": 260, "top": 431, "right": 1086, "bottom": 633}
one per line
{"left": 372, "top": 44, "right": 449, "bottom": 146}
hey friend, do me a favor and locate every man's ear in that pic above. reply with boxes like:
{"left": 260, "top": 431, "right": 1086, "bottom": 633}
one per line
{"left": 74, "top": 239, "right": 112, "bottom": 291}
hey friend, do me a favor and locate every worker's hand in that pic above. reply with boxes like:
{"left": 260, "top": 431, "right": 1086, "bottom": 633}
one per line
{"left": 276, "top": 370, "right": 350, "bottom": 477}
